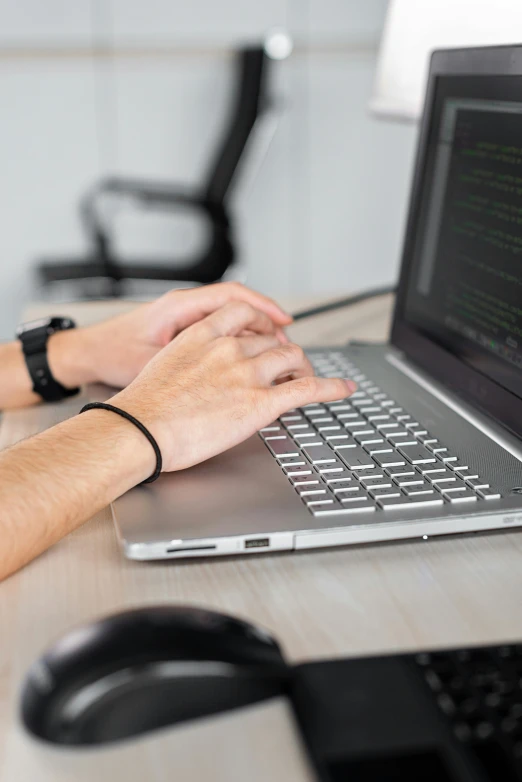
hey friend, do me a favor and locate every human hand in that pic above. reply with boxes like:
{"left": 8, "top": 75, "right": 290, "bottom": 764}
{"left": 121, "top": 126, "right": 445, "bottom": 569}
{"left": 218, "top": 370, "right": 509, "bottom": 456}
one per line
{"left": 108, "top": 301, "right": 356, "bottom": 473}
{"left": 48, "top": 283, "right": 293, "bottom": 391}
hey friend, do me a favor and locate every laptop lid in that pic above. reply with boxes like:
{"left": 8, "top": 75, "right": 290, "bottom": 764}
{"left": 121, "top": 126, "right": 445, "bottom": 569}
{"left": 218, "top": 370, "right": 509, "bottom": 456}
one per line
{"left": 391, "top": 44, "right": 522, "bottom": 441}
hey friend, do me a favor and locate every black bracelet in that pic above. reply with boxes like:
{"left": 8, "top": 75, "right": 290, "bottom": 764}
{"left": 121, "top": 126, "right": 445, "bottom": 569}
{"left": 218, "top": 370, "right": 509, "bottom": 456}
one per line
{"left": 79, "top": 402, "right": 162, "bottom": 484}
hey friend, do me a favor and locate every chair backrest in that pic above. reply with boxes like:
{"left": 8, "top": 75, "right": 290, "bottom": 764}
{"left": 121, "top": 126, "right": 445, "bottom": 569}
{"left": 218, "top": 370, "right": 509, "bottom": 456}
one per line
{"left": 202, "top": 46, "right": 270, "bottom": 205}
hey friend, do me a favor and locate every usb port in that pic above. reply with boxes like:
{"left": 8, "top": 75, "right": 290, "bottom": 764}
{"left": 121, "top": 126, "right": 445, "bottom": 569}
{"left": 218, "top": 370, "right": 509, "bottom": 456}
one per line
{"left": 244, "top": 538, "right": 270, "bottom": 549}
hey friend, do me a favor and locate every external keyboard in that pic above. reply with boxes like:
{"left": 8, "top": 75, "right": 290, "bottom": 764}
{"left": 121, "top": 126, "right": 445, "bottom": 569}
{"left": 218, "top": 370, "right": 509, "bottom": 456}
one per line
{"left": 416, "top": 645, "right": 522, "bottom": 780}
{"left": 258, "top": 350, "right": 502, "bottom": 516}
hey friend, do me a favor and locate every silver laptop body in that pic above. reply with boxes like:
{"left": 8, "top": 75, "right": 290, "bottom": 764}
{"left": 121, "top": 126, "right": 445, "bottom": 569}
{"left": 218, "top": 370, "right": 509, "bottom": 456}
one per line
{"left": 113, "top": 44, "right": 522, "bottom": 560}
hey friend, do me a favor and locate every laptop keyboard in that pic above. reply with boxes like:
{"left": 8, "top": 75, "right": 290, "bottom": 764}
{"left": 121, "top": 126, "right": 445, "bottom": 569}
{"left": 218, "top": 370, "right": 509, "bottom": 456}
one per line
{"left": 258, "top": 350, "right": 502, "bottom": 516}
{"left": 416, "top": 645, "right": 522, "bottom": 781}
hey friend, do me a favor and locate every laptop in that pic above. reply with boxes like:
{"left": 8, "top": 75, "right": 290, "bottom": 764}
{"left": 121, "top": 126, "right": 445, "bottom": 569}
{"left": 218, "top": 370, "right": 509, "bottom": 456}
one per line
{"left": 113, "top": 44, "right": 522, "bottom": 561}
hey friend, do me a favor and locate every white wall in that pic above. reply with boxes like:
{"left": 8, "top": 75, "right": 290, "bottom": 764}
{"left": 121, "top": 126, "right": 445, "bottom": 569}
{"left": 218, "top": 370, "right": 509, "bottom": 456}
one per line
{"left": 0, "top": 0, "right": 417, "bottom": 337}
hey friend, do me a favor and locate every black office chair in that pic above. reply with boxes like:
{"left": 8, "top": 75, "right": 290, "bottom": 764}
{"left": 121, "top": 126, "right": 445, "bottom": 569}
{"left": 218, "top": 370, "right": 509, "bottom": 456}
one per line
{"left": 37, "top": 36, "right": 291, "bottom": 297}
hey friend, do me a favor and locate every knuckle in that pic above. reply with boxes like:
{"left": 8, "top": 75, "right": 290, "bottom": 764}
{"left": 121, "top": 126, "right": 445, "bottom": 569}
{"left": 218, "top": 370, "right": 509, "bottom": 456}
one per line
{"left": 216, "top": 335, "right": 239, "bottom": 355}
{"left": 289, "top": 343, "right": 305, "bottom": 362}
{"left": 293, "top": 376, "right": 319, "bottom": 397}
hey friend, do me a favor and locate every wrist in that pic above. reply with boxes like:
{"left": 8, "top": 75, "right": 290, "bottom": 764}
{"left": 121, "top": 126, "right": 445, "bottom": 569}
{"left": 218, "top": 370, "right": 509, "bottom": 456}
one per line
{"left": 47, "top": 328, "right": 99, "bottom": 389}
{"left": 108, "top": 389, "right": 175, "bottom": 473}
{"left": 73, "top": 407, "right": 156, "bottom": 491}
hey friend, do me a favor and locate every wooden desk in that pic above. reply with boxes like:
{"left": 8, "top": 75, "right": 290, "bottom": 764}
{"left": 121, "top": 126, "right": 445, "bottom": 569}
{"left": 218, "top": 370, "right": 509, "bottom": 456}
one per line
{"left": 1, "top": 295, "right": 522, "bottom": 782}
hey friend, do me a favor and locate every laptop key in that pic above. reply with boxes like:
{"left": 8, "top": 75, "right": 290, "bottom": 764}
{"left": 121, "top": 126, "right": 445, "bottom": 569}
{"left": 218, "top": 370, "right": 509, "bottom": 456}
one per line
{"left": 373, "top": 451, "right": 406, "bottom": 468}
{"left": 427, "top": 471, "right": 457, "bottom": 485}
{"left": 304, "top": 500, "right": 337, "bottom": 510}
{"left": 301, "top": 444, "right": 337, "bottom": 464}
{"left": 417, "top": 434, "right": 438, "bottom": 446}
{"left": 267, "top": 438, "right": 300, "bottom": 458}
{"left": 360, "top": 476, "right": 392, "bottom": 490}
{"left": 444, "top": 492, "right": 478, "bottom": 504}
{"left": 386, "top": 432, "right": 417, "bottom": 445}
{"left": 377, "top": 494, "right": 444, "bottom": 510}
{"left": 394, "top": 475, "right": 425, "bottom": 487}
{"left": 439, "top": 453, "right": 459, "bottom": 463}
{"left": 339, "top": 491, "right": 373, "bottom": 504}
{"left": 477, "top": 487, "right": 501, "bottom": 500}
{"left": 466, "top": 478, "right": 490, "bottom": 490}
{"left": 439, "top": 478, "right": 468, "bottom": 494}
{"left": 290, "top": 475, "right": 321, "bottom": 485}
{"left": 343, "top": 420, "right": 371, "bottom": 432}
{"left": 295, "top": 486, "right": 328, "bottom": 497}
{"left": 398, "top": 445, "right": 437, "bottom": 465}
{"left": 403, "top": 483, "right": 437, "bottom": 497}
{"left": 310, "top": 503, "right": 376, "bottom": 516}
{"left": 282, "top": 464, "right": 312, "bottom": 476}
{"left": 448, "top": 462, "right": 469, "bottom": 472}
{"left": 327, "top": 476, "right": 357, "bottom": 488}
{"left": 385, "top": 465, "right": 416, "bottom": 478}
{"left": 420, "top": 465, "right": 447, "bottom": 475}
{"left": 260, "top": 424, "right": 283, "bottom": 433}
{"left": 369, "top": 486, "right": 401, "bottom": 499}
{"left": 338, "top": 447, "right": 375, "bottom": 470}
{"left": 294, "top": 432, "right": 321, "bottom": 441}
{"left": 364, "top": 444, "right": 393, "bottom": 456}
{"left": 350, "top": 398, "right": 374, "bottom": 407}
{"left": 455, "top": 469, "right": 478, "bottom": 480}
{"left": 332, "top": 484, "right": 363, "bottom": 495}
{"left": 316, "top": 462, "right": 346, "bottom": 474}
{"left": 355, "top": 434, "right": 385, "bottom": 446}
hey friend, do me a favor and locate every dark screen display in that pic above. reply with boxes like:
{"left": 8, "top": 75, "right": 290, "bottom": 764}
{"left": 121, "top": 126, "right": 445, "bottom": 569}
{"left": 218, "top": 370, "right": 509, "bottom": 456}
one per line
{"left": 404, "top": 75, "right": 522, "bottom": 399}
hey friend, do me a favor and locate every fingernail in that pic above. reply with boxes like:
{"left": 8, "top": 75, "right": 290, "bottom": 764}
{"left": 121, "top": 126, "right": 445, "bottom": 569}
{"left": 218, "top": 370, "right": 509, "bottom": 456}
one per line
{"left": 344, "top": 380, "right": 357, "bottom": 394}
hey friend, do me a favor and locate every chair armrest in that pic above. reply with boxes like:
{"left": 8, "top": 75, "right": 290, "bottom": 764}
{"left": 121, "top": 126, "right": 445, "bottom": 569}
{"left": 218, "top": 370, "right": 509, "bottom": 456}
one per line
{"left": 80, "top": 176, "right": 228, "bottom": 265}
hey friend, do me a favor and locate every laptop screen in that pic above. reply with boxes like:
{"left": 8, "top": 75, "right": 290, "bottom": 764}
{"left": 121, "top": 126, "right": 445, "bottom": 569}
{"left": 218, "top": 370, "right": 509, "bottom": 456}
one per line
{"left": 403, "top": 75, "right": 522, "bottom": 401}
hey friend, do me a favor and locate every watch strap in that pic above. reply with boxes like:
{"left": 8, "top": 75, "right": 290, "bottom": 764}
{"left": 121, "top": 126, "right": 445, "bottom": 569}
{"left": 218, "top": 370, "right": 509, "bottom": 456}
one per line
{"left": 18, "top": 317, "right": 80, "bottom": 402}
{"left": 25, "top": 347, "right": 80, "bottom": 402}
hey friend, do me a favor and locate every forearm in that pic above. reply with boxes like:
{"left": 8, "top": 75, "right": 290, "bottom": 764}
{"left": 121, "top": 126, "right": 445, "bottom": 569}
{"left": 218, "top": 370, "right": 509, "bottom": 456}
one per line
{"left": 0, "top": 330, "right": 97, "bottom": 410}
{"left": 0, "top": 409, "right": 153, "bottom": 581}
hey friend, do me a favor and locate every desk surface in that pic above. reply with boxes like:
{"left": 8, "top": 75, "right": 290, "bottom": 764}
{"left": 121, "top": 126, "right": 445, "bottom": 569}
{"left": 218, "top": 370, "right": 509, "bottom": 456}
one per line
{"left": 1, "top": 294, "right": 522, "bottom": 782}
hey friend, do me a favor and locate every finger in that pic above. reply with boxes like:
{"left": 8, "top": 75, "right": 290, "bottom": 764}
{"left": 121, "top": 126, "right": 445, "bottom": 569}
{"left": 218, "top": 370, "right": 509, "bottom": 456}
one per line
{"left": 161, "top": 283, "right": 293, "bottom": 336}
{"left": 250, "top": 343, "right": 315, "bottom": 386}
{"left": 268, "top": 376, "right": 357, "bottom": 416}
{"left": 203, "top": 282, "right": 293, "bottom": 326}
{"left": 275, "top": 328, "right": 289, "bottom": 344}
{"left": 196, "top": 302, "right": 278, "bottom": 341}
{"left": 239, "top": 327, "right": 287, "bottom": 345}
{"left": 236, "top": 334, "right": 281, "bottom": 358}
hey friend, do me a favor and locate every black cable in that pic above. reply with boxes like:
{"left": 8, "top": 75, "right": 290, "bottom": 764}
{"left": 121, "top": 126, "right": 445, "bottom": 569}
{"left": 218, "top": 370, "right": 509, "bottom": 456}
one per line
{"left": 290, "top": 284, "right": 396, "bottom": 321}
{"left": 80, "top": 402, "right": 162, "bottom": 484}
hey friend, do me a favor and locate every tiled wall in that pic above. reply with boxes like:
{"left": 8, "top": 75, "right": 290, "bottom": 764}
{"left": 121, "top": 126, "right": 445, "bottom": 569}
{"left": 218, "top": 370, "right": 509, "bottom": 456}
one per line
{"left": 0, "top": 0, "right": 417, "bottom": 337}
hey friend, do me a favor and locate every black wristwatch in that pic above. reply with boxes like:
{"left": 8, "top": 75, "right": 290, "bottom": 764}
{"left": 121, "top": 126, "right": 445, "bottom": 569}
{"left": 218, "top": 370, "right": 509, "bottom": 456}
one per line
{"left": 16, "top": 317, "right": 80, "bottom": 402}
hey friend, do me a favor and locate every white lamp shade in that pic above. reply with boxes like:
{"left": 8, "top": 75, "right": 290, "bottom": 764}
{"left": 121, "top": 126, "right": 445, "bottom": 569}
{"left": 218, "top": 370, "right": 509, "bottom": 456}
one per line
{"left": 371, "top": 0, "right": 522, "bottom": 121}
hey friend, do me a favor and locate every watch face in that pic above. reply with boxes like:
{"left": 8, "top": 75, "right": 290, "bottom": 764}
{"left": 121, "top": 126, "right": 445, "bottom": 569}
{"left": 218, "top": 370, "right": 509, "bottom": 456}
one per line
{"left": 16, "top": 317, "right": 75, "bottom": 338}
{"left": 16, "top": 318, "right": 53, "bottom": 337}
